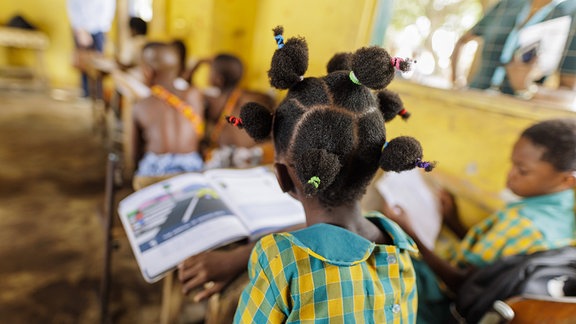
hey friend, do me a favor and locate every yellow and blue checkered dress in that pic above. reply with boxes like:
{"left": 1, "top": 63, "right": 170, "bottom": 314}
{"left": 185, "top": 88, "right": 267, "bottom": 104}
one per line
{"left": 415, "top": 189, "right": 576, "bottom": 323}
{"left": 451, "top": 189, "right": 576, "bottom": 268}
{"left": 233, "top": 212, "right": 419, "bottom": 324}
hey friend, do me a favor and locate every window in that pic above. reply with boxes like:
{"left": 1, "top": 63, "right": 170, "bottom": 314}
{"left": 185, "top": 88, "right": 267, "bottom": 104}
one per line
{"left": 381, "top": 0, "right": 485, "bottom": 88}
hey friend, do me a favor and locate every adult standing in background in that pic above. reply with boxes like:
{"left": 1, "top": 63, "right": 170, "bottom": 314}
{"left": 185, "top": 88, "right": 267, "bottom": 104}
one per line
{"left": 67, "top": 0, "right": 116, "bottom": 97}
{"left": 452, "top": 0, "right": 576, "bottom": 103}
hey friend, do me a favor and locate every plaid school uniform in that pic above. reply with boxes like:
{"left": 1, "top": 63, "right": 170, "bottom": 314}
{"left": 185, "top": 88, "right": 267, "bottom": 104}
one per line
{"left": 451, "top": 189, "right": 576, "bottom": 268}
{"left": 558, "top": 1, "right": 576, "bottom": 76}
{"left": 413, "top": 189, "right": 576, "bottom": 324}
{"left": 234, "top": 212, "right": 419, "bottom": 324}
{"left": 469, "top": 0, "right": 576, "bottom": 94}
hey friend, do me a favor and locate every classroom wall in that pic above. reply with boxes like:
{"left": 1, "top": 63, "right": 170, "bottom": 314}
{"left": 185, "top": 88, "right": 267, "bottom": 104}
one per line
{"left": 246, "top": 0, "right": 377, "bottom": 91}
{"left": 0, "top": 0, "right": 378, "bottom": 91}
{"left": 0, "top": 1, "right": 80, "bottom": 88}
{"left": 161, "top": 0, "right": 379, "bottom": 91}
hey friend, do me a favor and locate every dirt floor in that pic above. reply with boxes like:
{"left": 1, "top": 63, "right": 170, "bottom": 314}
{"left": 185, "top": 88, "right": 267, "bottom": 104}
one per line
{"left": 0, "top": 89, "right": 163, "bottom": 323}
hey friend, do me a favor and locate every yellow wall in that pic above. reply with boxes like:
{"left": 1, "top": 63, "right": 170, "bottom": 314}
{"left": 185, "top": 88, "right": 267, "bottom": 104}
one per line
{"left": 1, "top": 0, "right": 378, "bottom": 91}
{"left": 246, "top": 0, "right": 377, "bottom": 91}
{"left": 0, "top": 0, "right": 117, "bottom": 89}
{"left": 163, "top": 0, "right": 378, "bottom": 91}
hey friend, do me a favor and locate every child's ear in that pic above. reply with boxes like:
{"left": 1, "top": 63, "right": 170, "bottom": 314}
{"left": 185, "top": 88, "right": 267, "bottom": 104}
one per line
{"left": 142, "top": 66, "right": 154, "bottom": 85}
{"left": 566, "top": 171, "right": 576, "bottom": 188}
{"left": 274, "top": 162, "right": 294, "bottom": 193}
{"left": 559, "top": 171, "right": 576, "bottom": 190}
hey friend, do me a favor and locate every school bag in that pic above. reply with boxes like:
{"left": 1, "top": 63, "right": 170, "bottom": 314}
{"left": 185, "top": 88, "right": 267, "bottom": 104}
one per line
{"left": 454, "top": 246, "right": 576, "bottom": 323}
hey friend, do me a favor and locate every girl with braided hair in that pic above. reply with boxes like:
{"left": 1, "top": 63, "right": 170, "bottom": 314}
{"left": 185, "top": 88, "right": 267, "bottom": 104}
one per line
{"left": 231, "top": 26, "right": 432, "bottom": 323}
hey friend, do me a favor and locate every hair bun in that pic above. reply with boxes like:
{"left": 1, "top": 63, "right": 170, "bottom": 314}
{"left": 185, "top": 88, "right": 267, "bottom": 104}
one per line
{"left": 326, "top": 52, "right": 353, "bottom": 73}
{"left": 296, "top": 148, "right": 341, "bottom": 195}
{"left": 376, "top": 89, "right": 410, "bottom": 122}
{"left": 380, "top": 136, "right": 435, "bottom": 172}
{"left": 268, "top": 26, "right": 309, "bottom": 89}
{"left": 350, "top": 46, "right": 395, "bottom": 90}
{"left": 238, "top": 102, "right": 273, "bottom": 142}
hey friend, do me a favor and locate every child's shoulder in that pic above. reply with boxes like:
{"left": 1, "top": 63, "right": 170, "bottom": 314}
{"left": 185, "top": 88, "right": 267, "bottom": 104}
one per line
{"left": 257, "top": 221, "right": 417, "bottom": 265}
{"left": 365, "top": 211, "right": 418, "bottom": 253}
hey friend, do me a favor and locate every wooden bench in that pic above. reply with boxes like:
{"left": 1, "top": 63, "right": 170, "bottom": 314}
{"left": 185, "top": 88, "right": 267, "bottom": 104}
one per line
{"left": 505, "top": 295, "right": 576, "bottom": 323}
{"left": 0, "top": 26, "right": 49, "bottom": 90}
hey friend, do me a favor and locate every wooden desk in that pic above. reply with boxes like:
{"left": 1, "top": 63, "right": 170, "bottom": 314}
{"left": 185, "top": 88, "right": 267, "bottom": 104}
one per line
{"left": 83, "top": 55, "right": 117, "bottom": 142}
{"left": 109, "top": 69, "right": 149, "bottom": 178}
{"left": 0, "top": 26, "right": 49, "bottom": 89}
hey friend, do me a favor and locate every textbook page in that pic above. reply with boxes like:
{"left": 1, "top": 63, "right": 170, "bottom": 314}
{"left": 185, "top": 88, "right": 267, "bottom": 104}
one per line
{"left": 517, "top": 15, "right": 572, "bottom": 76}
{"left": 118, "top": 173, "right": 249, "bottom": 283}
{"left": 204, "top": 167, "right": 306, "bottom": 238}
{"left": 375, "top": 169, "right": 442, "bottom": 250}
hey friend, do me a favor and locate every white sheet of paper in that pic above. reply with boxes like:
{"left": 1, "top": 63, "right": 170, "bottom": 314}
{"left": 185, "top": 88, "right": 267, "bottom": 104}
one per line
{"left": 518, "top": 15, "right": 572, "bottom": 75}
{"left": 375, "top": 169, "right": 442, "bottom": 250}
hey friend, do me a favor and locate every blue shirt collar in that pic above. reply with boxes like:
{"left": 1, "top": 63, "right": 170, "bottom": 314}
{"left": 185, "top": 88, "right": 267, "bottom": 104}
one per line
{"left": 506, "top": 189, "right": 575, "bottom": 240}
{"left": 507, "top": 189, "right": 575, "bottom": 210}
{"left": 288, "top": 212, "right": 417, "bottom": 265}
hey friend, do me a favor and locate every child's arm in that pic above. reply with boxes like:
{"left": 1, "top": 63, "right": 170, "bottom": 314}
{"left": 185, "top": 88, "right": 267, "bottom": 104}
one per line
{"left": 182, "top": 57, "right": 212, "bottom": 85}
{"left": 130, "top": 103, "right": 145, "bottom": 174}
{"left": 439, "top": 189, "right": 468, "bottom": 239}
{"left": 234, "top": 238, "right": 289, "bottom": 323}
{"left": 383, "top": 204, "right": 474, "bottom": 293}
{"left": 177, "top": 223, "right": 305, "bottom": 301}
{"left": 178, "top": 242, "right": 254, "bottom": 302}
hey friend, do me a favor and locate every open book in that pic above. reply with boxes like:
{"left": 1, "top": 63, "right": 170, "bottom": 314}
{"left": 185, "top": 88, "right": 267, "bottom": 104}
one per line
{"left": 118, "top": 167, "right": 306, "bottom": 283}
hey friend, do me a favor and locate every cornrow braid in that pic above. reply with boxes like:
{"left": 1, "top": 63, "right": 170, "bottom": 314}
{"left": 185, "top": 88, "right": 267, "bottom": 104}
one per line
{"left": 235, "top": 26, "right": 434, "bottom": 207}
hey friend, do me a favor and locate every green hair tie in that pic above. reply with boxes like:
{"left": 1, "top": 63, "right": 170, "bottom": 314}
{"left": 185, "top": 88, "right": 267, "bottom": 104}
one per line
{"left": 382, "top": 141, "right": 389, "bottom": 151}
{"left": 349, "top": 71, "right": 361, "bottom": 85}
{"left": 307, "top": 176, "right": 321, "bottom": 189}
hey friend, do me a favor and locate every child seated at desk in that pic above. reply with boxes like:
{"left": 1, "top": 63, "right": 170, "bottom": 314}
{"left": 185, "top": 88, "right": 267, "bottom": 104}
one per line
{"left": 117, "top": 17, "right": 148, "bottom": 71}
{"left": 130, "top": 41, "right": 205, "bottom": 190}
{"left": 187, "top": 53, "right": 276, "bottom": 169}
{"left": 175, "top": 43, "right": 417, "bottom": 323}
{"left": 225, "top": 25, "right": 430, "bottom": 323}
{"left": 384, "top": 118, "right": 576, "bottom": 323}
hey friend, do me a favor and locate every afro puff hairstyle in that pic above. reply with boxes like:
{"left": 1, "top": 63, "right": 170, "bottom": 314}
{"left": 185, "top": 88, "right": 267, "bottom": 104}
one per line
{"left": 228, "top": 26, "right": 434, "bottom": 207}
{"left": 325, "top": 52, "right": 411, "bottom": 122}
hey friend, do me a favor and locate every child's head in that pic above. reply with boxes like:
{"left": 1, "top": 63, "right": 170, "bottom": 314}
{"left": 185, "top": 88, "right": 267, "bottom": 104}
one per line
{"left": 129, "top": 17, "right": 148, "bottom": 37}
{"left": 210, "top": 54, "right": 244, "bottom": 90}
{"left": 229, "top": 26, "right": 432, "bottom": 208}
{"left": 141, "top": 42, "right": 182, "bottom": 85}
{"left": 171, "top": 40, "right": 187, "bottom": 75}
{"left": 507, "top": 118, "right": 576, "bottom": 197}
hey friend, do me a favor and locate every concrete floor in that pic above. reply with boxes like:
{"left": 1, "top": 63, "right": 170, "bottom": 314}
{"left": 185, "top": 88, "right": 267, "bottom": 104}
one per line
{"left": 0, "top": 89, "right": 163, "bottom": 323}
